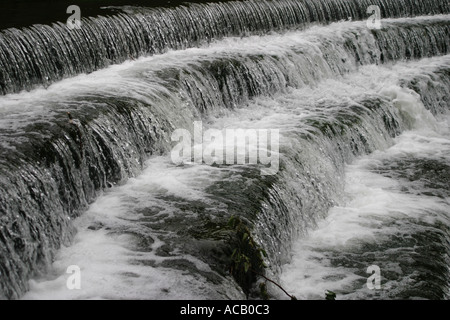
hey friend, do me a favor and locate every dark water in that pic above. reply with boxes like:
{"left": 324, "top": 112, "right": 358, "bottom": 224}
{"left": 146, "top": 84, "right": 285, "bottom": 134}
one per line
{"left": 0, "top": 0, "right": 449, "bottom": 300}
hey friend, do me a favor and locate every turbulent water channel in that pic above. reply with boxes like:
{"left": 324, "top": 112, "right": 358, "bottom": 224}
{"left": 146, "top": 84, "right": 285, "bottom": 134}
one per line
{"left": 0, "top": 0, "right": 449, "bottom": 300}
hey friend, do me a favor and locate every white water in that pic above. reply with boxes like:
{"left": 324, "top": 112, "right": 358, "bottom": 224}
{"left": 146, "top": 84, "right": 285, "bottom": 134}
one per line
{"left": 278, "top": 117, "right": 450, "bottom": 300}
{"left": 10, "top": 11, "right": 448, "bottom": 299}
{"left": 20, "top": 51, "right": 450, "bottom": 299}
{"left": 22, "top": 158, "right": 245, "bottom": 300}
{"left": 2, "top": 15, "right": 449, "bottom": 110}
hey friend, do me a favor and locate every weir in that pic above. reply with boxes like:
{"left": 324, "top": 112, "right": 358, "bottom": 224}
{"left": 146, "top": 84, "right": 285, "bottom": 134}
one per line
{"left": 0, "top": 0, "right": 449, "bottom": 95}
{"left": 0, "top": 0, "right": 449, "bottom": 300}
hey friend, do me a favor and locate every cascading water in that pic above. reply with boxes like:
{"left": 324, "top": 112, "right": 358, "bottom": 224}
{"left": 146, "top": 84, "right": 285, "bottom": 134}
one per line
{"left": 0, "top": 0, "right": 448, "bottom": 95}
{"left": 0, "top": 0, "right": 449, "bottom": 300}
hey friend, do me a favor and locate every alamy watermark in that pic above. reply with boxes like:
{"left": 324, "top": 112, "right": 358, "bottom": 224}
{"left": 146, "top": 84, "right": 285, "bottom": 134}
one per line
{"left": 64, "top": 263, "right": 381, "bottom": 292}
{"left": 366, "top": 265, "right": 381, "bottom": 290}
{"left": 66, "top": 265, "right": 81, "bottom": 290}
{"left": 66, "top": 5, "right": 82, "bottom": 30}
{"left": 171, "top": 121, "right": 280, "bottom": 175}
{"left": 367, "top": 5, "right": 382, "bottom": 30}
{"left": 64, "top": 5, "right": 382, "bottom": 30}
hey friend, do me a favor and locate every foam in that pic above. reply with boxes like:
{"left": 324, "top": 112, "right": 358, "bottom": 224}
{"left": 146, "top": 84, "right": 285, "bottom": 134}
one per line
{"left": 279, "top": 118, "right": 450, "bottom": 300}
